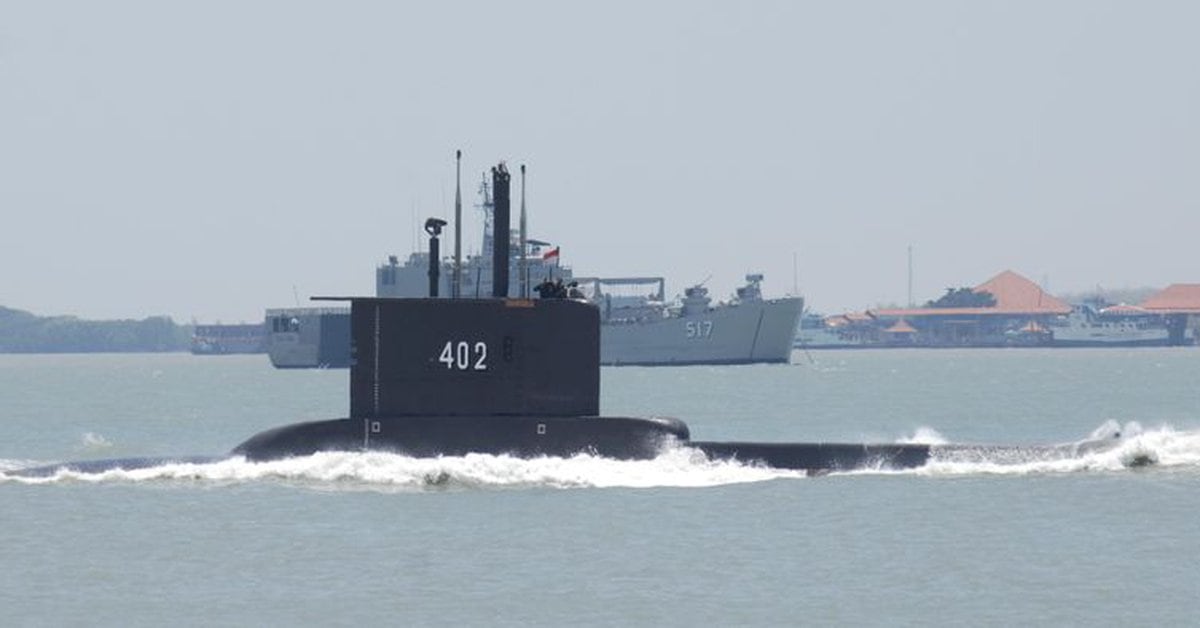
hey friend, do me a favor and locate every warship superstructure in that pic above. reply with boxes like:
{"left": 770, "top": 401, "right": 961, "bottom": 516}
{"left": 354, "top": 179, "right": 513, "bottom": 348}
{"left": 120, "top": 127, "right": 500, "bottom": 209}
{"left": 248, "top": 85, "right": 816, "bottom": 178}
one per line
{"left": 266, "top": 162, "right": 801, "bottom": 368}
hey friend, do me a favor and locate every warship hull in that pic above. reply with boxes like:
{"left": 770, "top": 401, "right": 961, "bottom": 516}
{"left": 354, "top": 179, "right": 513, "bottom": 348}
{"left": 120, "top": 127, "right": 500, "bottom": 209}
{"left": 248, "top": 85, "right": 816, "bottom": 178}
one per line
{"left": 600, "top": 296, "right": 802, "bottom": 365}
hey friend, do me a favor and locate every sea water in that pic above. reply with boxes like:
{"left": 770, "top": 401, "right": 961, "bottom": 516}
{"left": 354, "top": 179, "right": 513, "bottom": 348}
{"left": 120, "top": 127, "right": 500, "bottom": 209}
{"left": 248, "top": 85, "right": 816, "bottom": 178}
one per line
{"left": 2, "top": 349, "right": 1198, "bottom": 626}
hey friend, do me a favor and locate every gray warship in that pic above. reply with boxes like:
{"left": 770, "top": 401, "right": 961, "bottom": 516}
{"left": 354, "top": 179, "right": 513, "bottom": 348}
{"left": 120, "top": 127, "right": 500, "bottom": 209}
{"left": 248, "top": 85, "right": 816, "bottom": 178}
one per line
{"left": 579, "top": 274, "right": 801, "bottom": 365}
{"left": 266, "top": 163, "right": 802, "bottom": 368}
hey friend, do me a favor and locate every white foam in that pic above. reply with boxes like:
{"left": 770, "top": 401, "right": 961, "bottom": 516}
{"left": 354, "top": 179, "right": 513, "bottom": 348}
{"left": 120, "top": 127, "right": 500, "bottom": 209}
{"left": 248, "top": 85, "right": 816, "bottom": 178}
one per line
{"left": 0, "top": 459, "right": 40, "bottom": 473}
{"left": 897, "top": 426, "right": 949, "bottom": 445}
{"left": 915, "top": 422, "right": 1200, "bottom": 477}
{"left": 78, "top": 432, "right": 114, "bottom": 451}
{"left": 5, "top": 422, "right": 1197, "bottom": 487}
{"left": 0, "top": 447, "right": 800, "bottom": 490}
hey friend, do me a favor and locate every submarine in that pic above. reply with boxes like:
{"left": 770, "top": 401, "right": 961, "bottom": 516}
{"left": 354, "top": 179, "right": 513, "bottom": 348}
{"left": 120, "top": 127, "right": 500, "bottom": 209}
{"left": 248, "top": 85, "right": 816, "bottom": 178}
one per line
{"left": 6, "top": 159, "right": 1148, "bottom": 480}
{"left": 228, "top": 161, "right": 930, "bottom": 472}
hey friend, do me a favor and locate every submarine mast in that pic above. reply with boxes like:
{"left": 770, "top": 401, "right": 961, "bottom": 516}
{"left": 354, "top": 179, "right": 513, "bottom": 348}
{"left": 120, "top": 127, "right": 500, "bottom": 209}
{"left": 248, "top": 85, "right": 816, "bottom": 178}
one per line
{"left": 424, "top": 218, "right": 447, "bottom": 297}
{"left": 453, "top": 150, "right": 463, "bottom": 298}
{"left": 519, "top": 164, "right": 528, "bottom": 298}
{"left": 491, "top": 163, "right": 511, "bottom": 298}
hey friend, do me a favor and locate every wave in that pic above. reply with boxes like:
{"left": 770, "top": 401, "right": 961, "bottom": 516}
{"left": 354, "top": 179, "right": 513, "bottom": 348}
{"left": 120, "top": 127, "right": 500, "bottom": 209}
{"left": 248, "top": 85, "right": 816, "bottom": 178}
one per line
{"left": 4, "top": 421, "right": 1197, "bottom": 489}
{"left": 913, "top": 421, "right": 1200, "bottom": 476}
{"left": 78, "top": 432, "right": 114, "bottom": 452}
{"left": 0, "top": 448, "right": 798, "bottom": 490}
{"left": 897, "top": 426, "right": 950, "bottom": 445}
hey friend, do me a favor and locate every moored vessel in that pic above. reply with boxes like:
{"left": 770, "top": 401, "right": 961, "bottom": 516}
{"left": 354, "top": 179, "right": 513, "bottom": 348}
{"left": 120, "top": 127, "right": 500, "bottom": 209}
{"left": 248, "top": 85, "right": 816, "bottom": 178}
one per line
{"left": 264, "top": 157, "right": 800, "bottom": 368}
{"left": 584, "top": 275, "right": 801, "bottom": 365}
{"left": 190, "top": 323, "right": 266, "bottom": 355}
{"left": 1048, "top": 303, "right": 1175, "bottom": 347}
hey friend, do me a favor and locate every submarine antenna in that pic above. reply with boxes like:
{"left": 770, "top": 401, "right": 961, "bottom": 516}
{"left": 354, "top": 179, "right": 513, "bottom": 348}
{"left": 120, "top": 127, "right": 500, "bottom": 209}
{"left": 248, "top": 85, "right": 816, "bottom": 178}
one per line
{"left": 519, "top": 164, "right": 528, "bottom": 299}
{"left": 453, "top": 150, "right": 462, "bottom": 299}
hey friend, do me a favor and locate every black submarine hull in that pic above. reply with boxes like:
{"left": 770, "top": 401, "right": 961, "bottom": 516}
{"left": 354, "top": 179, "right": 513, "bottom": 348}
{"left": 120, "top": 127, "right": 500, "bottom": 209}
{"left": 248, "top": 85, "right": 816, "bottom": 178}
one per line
{"left": 6, "top": 435, "right": 931, "bottom": 479}
{"left": 232, "top": 415, "right": 691, "bottom": 462}
{"left": 230, "top": 416, "right": 932, "bottom": 472}
{"left": 691, "top": 441, "right": 931, "bottom": 472}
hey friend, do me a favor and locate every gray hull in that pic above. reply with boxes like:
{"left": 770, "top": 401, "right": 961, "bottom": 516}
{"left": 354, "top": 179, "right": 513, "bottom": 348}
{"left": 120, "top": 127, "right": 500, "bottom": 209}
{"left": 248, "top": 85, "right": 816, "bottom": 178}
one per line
{"left": 600, "top": 297, "right": 802, "bottom": 366}
{"left": 265, "top": 307, "right": 351, "bottom": 369}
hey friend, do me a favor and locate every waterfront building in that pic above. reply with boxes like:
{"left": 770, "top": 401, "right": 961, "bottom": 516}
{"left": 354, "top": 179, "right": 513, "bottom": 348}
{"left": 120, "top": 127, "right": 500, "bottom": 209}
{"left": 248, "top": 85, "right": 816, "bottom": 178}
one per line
{"left": 1140, "top": 284, "right": 1200, "bottom": 344}
{"left": 868, "top": 270, "right": 1071, "bottom": 347}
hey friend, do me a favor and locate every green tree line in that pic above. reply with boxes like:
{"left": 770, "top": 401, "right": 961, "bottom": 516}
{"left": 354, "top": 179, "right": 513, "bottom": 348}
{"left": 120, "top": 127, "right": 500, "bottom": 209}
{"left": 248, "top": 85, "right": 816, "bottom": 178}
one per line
{"left": 0, "top": 306, "right": 191, "bottom": 353}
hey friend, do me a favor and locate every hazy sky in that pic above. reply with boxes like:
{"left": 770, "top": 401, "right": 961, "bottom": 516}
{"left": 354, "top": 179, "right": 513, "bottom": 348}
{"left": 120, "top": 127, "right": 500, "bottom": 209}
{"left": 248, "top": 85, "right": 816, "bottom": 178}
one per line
{"left": 3, "top": 1, "right": 1198, "bottom": 322}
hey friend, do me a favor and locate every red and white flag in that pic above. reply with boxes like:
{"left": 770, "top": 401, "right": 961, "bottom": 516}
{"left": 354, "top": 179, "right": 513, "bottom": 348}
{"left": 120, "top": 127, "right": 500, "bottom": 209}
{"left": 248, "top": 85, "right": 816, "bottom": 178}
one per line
{"left": 542, "top": 246, "right": 560, "bottom": 261}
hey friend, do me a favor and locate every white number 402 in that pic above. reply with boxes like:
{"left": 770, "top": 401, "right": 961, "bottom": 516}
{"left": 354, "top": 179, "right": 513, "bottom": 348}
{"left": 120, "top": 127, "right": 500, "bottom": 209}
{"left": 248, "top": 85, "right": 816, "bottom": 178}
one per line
{"left": 439, "top": 341, "right": 488, "bottom": 371}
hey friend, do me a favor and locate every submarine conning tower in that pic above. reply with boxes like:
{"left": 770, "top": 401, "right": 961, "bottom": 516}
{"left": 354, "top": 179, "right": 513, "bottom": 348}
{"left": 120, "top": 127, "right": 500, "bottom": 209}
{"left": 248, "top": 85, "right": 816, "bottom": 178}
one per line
{"left": 233, "top": 160, "right": 689, "bottom": 462}
{"left": 333, "top": 161, "right": 687, "bottom": 457}
{"left": 347, "top": 297, "right": 601, "bottom": 419}
{"left": 235, "top": 293, "right": 689, "bottom": 461}
{"left": 348, "top": 161, "right": 598, "bottom": 419}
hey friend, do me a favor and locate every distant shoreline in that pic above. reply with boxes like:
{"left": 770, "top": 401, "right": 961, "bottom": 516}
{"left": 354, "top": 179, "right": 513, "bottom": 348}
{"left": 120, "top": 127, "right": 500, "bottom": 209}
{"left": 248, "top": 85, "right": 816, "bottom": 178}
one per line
{"left": 0, "top": 305, "right": 190, "bottom": 354}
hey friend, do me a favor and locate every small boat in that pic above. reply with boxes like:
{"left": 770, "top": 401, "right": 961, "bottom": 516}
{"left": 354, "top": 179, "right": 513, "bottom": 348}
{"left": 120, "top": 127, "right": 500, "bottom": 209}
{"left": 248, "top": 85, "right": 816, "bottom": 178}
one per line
{"left": 1048, "top": 303, "right": 1174, "bottom": 347}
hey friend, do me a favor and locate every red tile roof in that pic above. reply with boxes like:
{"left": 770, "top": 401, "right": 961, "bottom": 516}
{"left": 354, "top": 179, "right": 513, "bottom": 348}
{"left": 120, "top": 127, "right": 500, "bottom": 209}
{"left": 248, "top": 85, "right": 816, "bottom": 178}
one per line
{"left": 871, "top": 270, "right": 1071, "bottom": 317}
{"left": 1140, "top": 284, "right": 1200, "bottom": 313}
